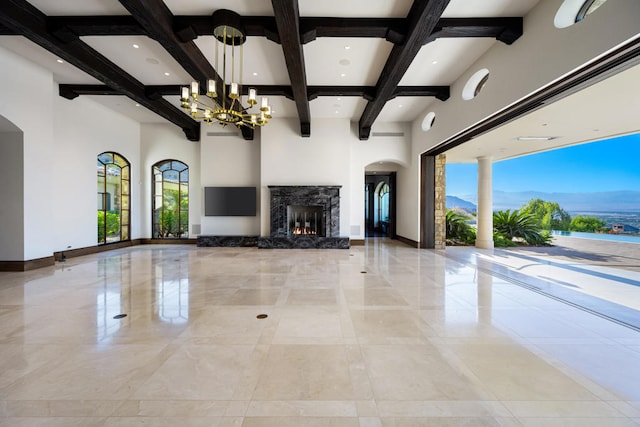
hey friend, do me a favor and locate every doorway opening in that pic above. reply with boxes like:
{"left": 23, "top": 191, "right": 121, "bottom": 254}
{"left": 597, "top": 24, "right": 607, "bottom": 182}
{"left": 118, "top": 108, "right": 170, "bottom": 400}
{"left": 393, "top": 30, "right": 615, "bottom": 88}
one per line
{"left": 364, "top": 172, "right": 396, "bottom": 238}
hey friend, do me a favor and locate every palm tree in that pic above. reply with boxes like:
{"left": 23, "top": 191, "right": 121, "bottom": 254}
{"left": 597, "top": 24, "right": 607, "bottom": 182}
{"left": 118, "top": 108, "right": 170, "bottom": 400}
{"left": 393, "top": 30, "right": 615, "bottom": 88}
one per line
{"left": 493, "top": 209, "right": 550, "bottom": 245}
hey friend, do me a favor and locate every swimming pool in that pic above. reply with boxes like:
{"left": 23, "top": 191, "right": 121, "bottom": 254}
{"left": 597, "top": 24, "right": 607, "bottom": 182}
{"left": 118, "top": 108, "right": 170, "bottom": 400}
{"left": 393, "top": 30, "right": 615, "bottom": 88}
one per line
{"left": 551, "top": 230, "right": 640, "bottom": 244}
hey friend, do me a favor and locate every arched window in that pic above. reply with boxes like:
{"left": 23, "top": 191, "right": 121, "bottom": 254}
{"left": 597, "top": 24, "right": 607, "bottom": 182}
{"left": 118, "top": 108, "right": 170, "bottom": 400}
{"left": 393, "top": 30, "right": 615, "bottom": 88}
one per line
{"left": 152, "top": 160, "right": 189, "bottom": 238}
{"left": 376, "top": 182, "right": 390, "bottom": 230}
{"left": 97, "top": 152, "right": 130, "bottom": 244}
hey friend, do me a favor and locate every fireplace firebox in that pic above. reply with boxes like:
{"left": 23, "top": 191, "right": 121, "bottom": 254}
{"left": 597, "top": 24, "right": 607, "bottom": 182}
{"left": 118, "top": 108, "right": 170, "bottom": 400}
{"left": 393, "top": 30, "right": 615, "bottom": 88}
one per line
{"left": 287, "top": 205, "right": 325, "bottom": 236}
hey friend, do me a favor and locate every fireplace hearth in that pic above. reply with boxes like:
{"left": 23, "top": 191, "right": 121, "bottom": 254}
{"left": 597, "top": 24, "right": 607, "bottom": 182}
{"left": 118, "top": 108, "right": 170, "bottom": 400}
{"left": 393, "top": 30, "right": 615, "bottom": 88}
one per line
{"left": 258, "top": 185, "right": 349, "bottom": 249}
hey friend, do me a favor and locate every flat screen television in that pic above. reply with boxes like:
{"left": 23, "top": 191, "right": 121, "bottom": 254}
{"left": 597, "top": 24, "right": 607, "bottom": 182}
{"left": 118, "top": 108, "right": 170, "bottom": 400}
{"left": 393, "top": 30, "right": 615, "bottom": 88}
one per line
{"left": 204, "top": 186, "right": 257, "bottom": 216}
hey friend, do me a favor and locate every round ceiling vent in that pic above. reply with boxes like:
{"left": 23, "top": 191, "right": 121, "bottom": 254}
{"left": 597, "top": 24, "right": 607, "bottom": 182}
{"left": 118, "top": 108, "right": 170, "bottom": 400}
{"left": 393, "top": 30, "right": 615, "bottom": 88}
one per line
{"left": 421, "top": 112, "right": 436, "bottom": 131}
{"left": 554, "top": 0, "right": 608, "bottom": 28}
{"left": 462, "top": 68, "right": 489, "bottom": 101}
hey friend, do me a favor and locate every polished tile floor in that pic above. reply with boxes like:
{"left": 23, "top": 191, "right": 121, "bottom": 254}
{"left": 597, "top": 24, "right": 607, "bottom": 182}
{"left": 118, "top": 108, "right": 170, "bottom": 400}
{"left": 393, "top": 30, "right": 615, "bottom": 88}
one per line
{"left": 1, "top": 240, "right": 639, "bottom": 426}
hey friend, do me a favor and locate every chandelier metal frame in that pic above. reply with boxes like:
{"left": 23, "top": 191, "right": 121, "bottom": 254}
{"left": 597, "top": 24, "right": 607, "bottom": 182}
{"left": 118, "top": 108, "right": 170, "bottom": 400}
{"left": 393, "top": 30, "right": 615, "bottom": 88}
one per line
{"left": 180, "top": 10, "right": 271, "bottom": 129}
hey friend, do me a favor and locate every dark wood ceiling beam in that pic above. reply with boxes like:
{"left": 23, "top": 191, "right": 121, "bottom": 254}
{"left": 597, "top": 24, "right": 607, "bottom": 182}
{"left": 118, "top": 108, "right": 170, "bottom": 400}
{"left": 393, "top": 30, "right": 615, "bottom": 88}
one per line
{"left": 173, "top": 16, "right": 281, "bottom": 43}
{"left": 393, "top": 86, "right": 450, "bottom": 100}
{"left": 358, "top": 0, "right": 450, "bottom": 140}
{"left": 427, "top": 17, "right": 522, "bottom": 44}
{"left": 271, "top": 0, "right": 311, "bottom": 137}
{"left": 61, "top": 84, "right": 449, "bottom": 103}
{"left": 0, "top": 0, "right": 200, "bottom": 141}
{"left": 32, "top": 16, "right": 522, "bottom": 46}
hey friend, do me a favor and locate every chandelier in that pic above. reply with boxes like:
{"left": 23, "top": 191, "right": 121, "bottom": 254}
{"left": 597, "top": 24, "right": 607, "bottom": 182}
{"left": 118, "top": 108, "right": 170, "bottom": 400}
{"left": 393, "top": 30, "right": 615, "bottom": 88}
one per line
{"left": 180, "top": 10, "right": 271, "bottom": 129}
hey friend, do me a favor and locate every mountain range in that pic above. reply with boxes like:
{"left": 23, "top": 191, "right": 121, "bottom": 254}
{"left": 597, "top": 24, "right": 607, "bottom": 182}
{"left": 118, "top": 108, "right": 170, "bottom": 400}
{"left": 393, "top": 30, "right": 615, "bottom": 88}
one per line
{"left": 447, "top": 190, "right": 640, "bottom": 212}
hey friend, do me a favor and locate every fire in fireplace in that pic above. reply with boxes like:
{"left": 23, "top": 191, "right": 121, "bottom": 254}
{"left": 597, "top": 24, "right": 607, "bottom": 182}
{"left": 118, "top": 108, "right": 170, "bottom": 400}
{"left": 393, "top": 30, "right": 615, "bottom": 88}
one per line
{"left": 287, "top": 205, "right": 324, "bottom": 236}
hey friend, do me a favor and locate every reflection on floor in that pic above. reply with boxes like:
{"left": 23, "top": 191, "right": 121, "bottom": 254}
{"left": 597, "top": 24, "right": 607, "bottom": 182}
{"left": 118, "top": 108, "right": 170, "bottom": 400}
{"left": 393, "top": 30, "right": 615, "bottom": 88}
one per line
{"left": 0, "top": 239, "right": 639, "bottom": 426}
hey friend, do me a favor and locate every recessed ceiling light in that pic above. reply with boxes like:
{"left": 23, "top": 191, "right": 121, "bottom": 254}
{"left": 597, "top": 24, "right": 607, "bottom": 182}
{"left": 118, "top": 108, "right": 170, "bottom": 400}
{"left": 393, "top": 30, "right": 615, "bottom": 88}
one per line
{"left": 337, "top": 97, "right": 341, "bottom": 101}
{"left": 253, "top": 72, "right": 258, "bottom": 76}
{"left": 398, "top": 104, "right": 403, "bottom": 108}
{"left": 132, "top": 44, "right": 139, "bottom": 49}
{"left": 164, "top": 72, "right": 170, "bottom": 76}
{"left": 515, "top": 136, "right": 559, "bottom": 141}
{"left": 340, "top": 73, "right": 346, "bottom": 77}
{"left": 56, "top": 59, "right": 64, "bottom": 64}
{"left": 335, "top": 110, "right": 339, "bottom": 114}
{"left": 135, "top": 103, "right": 140, "bottom": 107}
{"left": 432, "top": 60, "right": 438, "bottom": 65}
{"left": 344, "top": 45, "right": 351, "bottom": 50}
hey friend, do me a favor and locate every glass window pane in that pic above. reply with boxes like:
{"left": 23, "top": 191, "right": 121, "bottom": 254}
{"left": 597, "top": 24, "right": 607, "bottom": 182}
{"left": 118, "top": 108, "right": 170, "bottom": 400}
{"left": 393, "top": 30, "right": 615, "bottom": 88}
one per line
{"left": 180, "top": 169, "right": 189, "bottom": 182}
{"left": 173, "top": 161, "right": 187, "bottom": 172}
{"left": 122, "top": 184, "right": 129, "bottom": 195}
{"left": 98, "top": 152, "right": 113, "bottom": 165}
{"left": 159, "top": 161, "right": 171, "bottom": 172}
{"left": 122, "top": 195, "right": 129, "bottom": 210}
{"left": 121, "top": 226, "right": 129, "bottom": 241}
{"left": 114, "top": 154, "right": 126, "bottom": 167}
{"left": 164, "top": 170, "right": 179, "bottom": 182}
{"left": 122, "top": 166, "right": 130, "bottom": 180}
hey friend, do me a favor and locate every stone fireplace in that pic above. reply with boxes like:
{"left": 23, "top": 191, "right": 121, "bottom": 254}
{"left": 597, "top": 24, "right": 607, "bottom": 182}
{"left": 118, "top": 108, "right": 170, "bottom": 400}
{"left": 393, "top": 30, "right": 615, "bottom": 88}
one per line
{"left": 259, "top": 185, "right": 349, "bottom": 249}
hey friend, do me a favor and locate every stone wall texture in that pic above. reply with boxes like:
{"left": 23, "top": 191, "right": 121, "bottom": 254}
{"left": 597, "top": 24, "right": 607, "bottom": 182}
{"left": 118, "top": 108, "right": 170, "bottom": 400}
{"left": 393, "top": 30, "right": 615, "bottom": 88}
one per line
{"left": 434, "top": 154, "right": 446, "bottom": 250}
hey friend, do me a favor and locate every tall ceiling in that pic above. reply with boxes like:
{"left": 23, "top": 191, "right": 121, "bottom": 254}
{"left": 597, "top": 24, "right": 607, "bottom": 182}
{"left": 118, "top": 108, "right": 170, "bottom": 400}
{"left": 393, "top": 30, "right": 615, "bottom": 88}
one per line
{"left": 1, "top": 0, "right": 637, "bottom": 163}
{"left": 0, "top": 0, "right": 537, "bottom": 141}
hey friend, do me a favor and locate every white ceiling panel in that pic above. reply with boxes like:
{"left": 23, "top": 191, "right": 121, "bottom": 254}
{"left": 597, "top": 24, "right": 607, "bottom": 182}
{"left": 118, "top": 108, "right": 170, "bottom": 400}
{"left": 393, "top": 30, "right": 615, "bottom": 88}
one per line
{"left": 401, "top": 38, "right": 496, "bottom": 86}
{"left": 266, "top": 96, "right": 299, "bottom": 119}
{"left": 300, "top": 0, "right": 413, "bottom": 17}
{"left": 443, "top": 0, "right": 541, "bottom": 18}
{"left": 193, "top": 36, "right": 290, "bottom": 86}
{"left": 378, "top": 97, "right": 437, "bottom": 122}
{"left": 81, "top": 36, "right": 193, "bottom": 85}
{"left": 90, "top": 95, "right": 170, "bottom": 124}
{"left": 26, "top": 0, "right": 129, "bottom": 15}
{"left": 304, "top": 38, "right": 393, "bottom": 86}
{"left": 163, "top": 0, "right": 274, "bottom": 16}
{"left": 0, "top": 36, "right": 101, "bottom": 84}
{"left": 310, "top": 96, "right": 367, "bottom": 119}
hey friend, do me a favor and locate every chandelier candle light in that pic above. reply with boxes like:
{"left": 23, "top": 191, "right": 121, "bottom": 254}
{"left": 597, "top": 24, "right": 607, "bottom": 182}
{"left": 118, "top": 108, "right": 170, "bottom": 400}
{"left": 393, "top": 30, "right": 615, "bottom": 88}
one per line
{"left": 180, "top": 10, "right": 271, "bottom": 128}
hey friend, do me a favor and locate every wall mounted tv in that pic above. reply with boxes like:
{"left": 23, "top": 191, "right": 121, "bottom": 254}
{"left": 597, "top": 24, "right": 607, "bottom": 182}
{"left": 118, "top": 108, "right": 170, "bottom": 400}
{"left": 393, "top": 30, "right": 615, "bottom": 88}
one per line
{"left": 204, "top": 186, "right": 257, "bottom": 216}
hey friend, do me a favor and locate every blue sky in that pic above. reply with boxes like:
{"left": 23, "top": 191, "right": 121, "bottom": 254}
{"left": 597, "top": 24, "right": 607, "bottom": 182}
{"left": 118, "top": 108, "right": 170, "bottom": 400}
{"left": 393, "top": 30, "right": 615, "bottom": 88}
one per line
{"left": 446, "top": 133, "right": 640, "bottom": 196}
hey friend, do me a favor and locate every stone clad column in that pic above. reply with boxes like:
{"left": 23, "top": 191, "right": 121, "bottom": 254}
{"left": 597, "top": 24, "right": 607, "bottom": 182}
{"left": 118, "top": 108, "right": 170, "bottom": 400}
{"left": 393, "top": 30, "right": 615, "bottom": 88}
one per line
{"left": 476, "top": 156, "right": 494, "bottom": 249}
{"left": 434, "top": 154, "right": 447, "bottom": 249}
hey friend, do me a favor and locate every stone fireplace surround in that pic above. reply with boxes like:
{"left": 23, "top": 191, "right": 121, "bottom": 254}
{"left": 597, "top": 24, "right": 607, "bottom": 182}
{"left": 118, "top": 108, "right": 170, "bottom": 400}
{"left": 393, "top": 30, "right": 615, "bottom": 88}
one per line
{"left": 258, "top": 185, "right": 349, "bottom": 249}
{"left": 197, "top": 185, "right": 350, "bottom": 249}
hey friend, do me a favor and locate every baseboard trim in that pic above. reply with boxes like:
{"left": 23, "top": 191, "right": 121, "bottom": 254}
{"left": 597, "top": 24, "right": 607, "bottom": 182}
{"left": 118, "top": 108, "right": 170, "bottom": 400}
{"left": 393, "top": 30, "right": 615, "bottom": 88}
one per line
{"left": 140, "top": 238, "right": 197, "bottom": 245}
{"left": 0, "top": 256, "right": 55, "bottom": 271}
{"left": 396, "top": 235, "right": 419, "bottom": 248}
{"left": 349, "top": 239, "right": 365, "bottom": 246}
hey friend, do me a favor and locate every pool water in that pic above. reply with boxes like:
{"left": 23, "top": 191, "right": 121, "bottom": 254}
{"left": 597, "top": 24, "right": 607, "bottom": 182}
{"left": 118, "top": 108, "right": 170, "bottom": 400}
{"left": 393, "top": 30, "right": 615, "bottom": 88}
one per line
{"left": 551, "top": 230, "right": 640, "bottom": 244}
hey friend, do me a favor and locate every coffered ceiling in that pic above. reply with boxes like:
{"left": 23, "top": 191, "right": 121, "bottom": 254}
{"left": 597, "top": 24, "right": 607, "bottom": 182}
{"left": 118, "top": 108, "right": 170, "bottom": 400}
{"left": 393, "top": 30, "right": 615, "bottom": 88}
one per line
{"left": 0, "top": 0, "right": 537, "bottom": 142}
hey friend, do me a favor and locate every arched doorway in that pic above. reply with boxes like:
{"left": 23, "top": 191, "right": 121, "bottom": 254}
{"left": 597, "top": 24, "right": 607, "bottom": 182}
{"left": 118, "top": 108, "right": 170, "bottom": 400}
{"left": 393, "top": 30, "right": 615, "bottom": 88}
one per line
{"left": 364, "top": 172, "right": 396, "bottom": 238}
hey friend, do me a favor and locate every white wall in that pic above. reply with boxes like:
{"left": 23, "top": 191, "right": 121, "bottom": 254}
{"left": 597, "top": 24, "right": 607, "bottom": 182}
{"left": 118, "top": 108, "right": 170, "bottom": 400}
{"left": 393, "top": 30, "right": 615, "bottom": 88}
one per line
{"left": 0, "top": 46, "right": 55, "bottom": 260}
{"left": 0, "top": 129, "right": 24, "bottom": 260}
{"left": 200, "top": 128, "right": 261, "bottom": 235}
{"left": 0, "top": 46, "right": 142, "bottom": 260}
{"left": 140, "top": 123, "right": 202, "bottom": 238}
{"left": 53, "top": 94, "right": 141, "bottom": 250}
